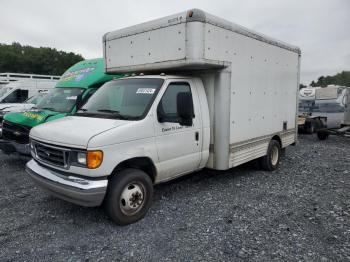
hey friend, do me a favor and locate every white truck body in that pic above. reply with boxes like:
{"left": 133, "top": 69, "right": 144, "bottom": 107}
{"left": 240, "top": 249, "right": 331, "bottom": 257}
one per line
{"left": 26, "top": 9, "right": 300, "bottom": 224}
{"left": 104, "top": 9, "right": 300, "bottom": 170}
{"left": 0, "top": 79, "right": 56, "bottom": 104}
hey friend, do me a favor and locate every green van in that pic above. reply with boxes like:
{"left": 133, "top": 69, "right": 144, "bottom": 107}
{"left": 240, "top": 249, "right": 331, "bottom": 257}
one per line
{"left": 0, "top": 58, "right": 122, "bottom": 155}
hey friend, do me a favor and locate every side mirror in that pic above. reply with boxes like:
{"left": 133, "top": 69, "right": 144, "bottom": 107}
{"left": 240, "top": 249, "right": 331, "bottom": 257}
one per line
{"left": 177, "top": 92, "right": 194, "bottom": 126}
{"left": 76, "top": 94, "right": 83, "bottom": 110}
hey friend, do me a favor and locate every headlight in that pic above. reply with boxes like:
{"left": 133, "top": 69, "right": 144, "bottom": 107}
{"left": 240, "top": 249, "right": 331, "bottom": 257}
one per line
{"left": 71, "top": 150, "right": 103, "bottom": 169}
{"left": 86, "top": 150, "right": 103, "bottom": 169}
{"left": 77, "top": 152, "right": 87, "bottom": 165}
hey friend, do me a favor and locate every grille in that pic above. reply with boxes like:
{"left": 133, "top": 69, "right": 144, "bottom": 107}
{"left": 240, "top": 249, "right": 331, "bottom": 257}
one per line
{"left": 2, "top": 121, "right": 31, "bottom": 144}
{"left": 33, "top": 141, "right": 69, "bottom": 168}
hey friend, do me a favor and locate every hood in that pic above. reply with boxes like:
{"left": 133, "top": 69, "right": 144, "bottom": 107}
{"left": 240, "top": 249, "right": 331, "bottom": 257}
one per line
{"left": 3, "top": 109, "right": 64, "bottom": 128}
{"left": 30, "top": 116, "right": 131, "bottom": 148}
{"left": 0, "top": 103, "right": 34, "bottom": 113}
{"left": 0, "top": 103, "right": 28, "bottom": 110}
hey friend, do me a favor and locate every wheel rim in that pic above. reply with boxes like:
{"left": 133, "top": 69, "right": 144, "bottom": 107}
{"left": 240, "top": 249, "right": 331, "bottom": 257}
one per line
{"left": 271, "top": 146, "right": 279, "bottom": 166}
{"left": 119, "top": 182, "right": 146, "bottom": 216}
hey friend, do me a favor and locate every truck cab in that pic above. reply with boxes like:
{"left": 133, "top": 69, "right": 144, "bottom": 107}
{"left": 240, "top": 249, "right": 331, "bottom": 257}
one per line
{"left": 0, "top": 58, "right": 122, "bottom": 155}
{"left": 26, "top": 75, "right": 209, "bottom": 222}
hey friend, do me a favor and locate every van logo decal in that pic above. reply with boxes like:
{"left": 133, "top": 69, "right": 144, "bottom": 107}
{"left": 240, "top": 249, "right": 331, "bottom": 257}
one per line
{"left": 60, "top": 67, "right": 96, "bottom": 82}
{"left": 23, "top": 112, "right": 45, "bottom": 121}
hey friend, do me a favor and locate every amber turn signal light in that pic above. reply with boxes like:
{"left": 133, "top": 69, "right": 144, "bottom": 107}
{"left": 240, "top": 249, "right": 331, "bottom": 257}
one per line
{"left": 86, "top": 150, "right": 103, "bottom": 169}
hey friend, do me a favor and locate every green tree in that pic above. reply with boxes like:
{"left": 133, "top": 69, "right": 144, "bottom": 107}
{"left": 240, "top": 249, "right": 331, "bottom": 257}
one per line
{"left": 0, "top": 42, "right": 84, "bottom": 75}
{"left": 310, "top": 71, "right": 350, "bottom": 87}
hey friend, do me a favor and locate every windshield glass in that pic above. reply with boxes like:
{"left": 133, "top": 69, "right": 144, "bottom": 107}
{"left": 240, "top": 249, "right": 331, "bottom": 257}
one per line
{"left": 77, "top": 78, "right": 164, "bottom": 119}
{"left": 317, "top": 102, "right": 345, "bottom": 113}
{"left": 25, "top": 93, "right": 47, "bottom": 105}
{"left": 299, "top": 100, "right": 319, "bottom": 113}
{"left": 0, "top": 87, "right": 12, "bottom": 98}
{"left": 36, "top": 88, "right": 84, "bottom": 113}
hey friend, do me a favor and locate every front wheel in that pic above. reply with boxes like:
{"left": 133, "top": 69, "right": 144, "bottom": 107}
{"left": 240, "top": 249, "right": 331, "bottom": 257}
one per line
{"left": 104, "top": 168, "right": 153, "bottom": 225}
{"left": 260, "top": 140, "right": 281, "bottom": 171}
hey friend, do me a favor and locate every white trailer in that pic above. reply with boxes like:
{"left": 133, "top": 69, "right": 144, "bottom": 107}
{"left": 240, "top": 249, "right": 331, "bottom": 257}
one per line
{"left": 317, "top": 87, "right": 350, "bottom": 140}
{"left": 26, "top": 9, "right": 300, "bottom": 225}
{"left": 298, "top": 86, "right": 348, "bottom": 133}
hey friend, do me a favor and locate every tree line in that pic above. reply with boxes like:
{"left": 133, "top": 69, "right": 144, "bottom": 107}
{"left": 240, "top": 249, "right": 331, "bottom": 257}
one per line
{"left": 310, "top": 71, "right": 350, "bottom": 87}
{"left": 0, "top": 42, "right": 84, "bottom": 76}
{"left": 1, "top": 42, "right": 349, "bottom": 87}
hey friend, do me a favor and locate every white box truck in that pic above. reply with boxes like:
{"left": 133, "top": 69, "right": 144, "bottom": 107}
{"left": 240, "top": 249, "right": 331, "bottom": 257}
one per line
{"left": 25, "top": 9, "right": 301, "bottom": 225}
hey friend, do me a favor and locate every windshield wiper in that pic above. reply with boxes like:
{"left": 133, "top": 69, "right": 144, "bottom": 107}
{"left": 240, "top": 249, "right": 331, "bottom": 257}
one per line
{"left": 97, "top": 109, "right": 128, "bottom": 119}
{"left": 97, "top": 109, "right": 120, "bottom": 113}
{"left": 40, "top": 107, "right": 57, "bottom": 111}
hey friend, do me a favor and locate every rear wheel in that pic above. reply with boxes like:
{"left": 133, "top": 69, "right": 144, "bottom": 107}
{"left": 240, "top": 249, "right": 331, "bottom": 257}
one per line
{"left": 260, "top": 140, "right": 281, "bottom": 171}
{"left": 305, "top": 121, "right": 315, "bottom": 134}
{"left": 104, "top": 168, "right": 153, "bottom": 225}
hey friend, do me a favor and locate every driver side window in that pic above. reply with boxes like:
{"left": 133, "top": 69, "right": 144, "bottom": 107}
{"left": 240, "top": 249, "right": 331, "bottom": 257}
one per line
{"left": 157, "top": 82, "right": 192, "bottom": 123}
{"left": 3, "top": 89, "right": 28, "bottom": 103}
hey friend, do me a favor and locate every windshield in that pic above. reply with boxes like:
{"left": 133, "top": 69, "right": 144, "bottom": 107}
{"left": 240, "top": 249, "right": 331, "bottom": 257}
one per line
{"left": 25, "top": 93, "right": 47, "bottom": 105}
{"left": 77, "top": 78, "right": 164, "bottom": 120}
{"left": 317, "top": 102, "right": 345, "bottom": 113}
{"left": 0, "top": 87, "right": 12, "bottom": 98}
{"left": 299, "top": 100, "right": 319, "bottom": 113}
{"left": 36, "top": 88, "right": 84, "bottom": 113}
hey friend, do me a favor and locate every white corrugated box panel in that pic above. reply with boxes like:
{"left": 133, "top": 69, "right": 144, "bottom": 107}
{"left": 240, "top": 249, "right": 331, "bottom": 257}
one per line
{"left": 103, "top": 9, "right": 300, "bottom": 73}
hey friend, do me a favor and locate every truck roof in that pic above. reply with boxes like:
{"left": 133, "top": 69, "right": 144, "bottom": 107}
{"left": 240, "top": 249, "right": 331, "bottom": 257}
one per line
{"left": 113, "top": 74, "right": 191, "bottom": 81}
{"left": 104, "top": 9, "right": 300, "bottom": 55}
{"left": 56, "top": 58, "right": 122, "bottom": 89}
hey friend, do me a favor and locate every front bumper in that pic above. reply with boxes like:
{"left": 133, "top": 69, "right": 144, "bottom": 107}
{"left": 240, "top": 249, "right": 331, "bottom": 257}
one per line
{"left": 25, "top": 160, "right": 108, "bottom": 207}
{"left": 0, "top": 139, "right": 31, "bottom": 155}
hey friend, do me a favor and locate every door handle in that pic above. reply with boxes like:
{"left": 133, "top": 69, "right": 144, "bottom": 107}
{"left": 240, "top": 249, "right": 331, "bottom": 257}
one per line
{"left": 195, "top": 131, "right": 199, "bottom": 141}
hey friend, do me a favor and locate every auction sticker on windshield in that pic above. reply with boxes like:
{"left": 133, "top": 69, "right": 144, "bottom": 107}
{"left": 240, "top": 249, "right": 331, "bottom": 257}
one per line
{"left": 136, "top": 88, "right": 156, "bottom": 94}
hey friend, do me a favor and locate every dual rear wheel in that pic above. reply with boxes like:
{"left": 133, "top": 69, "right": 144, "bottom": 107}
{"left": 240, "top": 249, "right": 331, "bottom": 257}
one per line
{"left": 259, "top": 140, "right": 282, "bottom": 171}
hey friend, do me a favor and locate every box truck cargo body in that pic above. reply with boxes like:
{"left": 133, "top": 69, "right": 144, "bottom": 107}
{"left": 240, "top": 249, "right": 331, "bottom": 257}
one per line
{"left": 104, "top": 9, "right": 301, "bottom": 170}
{"left": 26, "top": 9, "right": 300, "bottom": 225}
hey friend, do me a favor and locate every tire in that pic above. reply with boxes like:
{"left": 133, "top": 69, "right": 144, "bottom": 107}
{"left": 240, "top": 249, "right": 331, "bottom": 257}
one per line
{"left": 305, "top": 122, "right": 315, "bottom": 134}
{"left": 317, "top": 131, "right": 329, "bottom": 140}
{"left": 260, "top": 140, "right": 281, "bottom": 171}
{"left": 104, "top": 168, "right": 153, "bottom": 225}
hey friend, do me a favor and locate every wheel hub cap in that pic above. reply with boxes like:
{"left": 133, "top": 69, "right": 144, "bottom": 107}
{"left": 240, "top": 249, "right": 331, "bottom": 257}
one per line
{"left": 120, "top": 183, "right": 144, "bottom": 215}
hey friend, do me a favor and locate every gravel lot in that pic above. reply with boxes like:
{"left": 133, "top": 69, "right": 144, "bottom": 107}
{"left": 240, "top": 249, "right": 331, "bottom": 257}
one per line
{"left": 0, "top": 134, "right": 349, "bottom": 261}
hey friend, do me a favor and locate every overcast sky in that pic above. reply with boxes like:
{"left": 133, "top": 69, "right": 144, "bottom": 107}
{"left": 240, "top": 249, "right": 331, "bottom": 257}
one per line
{"left": 1, "top": 0, "right": 349, "bottom": 84}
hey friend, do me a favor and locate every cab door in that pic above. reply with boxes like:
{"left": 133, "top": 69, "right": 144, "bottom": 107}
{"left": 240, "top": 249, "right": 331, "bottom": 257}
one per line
{"left": 154, "top": 80, "right": 202, "bottom": 181}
